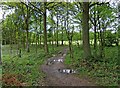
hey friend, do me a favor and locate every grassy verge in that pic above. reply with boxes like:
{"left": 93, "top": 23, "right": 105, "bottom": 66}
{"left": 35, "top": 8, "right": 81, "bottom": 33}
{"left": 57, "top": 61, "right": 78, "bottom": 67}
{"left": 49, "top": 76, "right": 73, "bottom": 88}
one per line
{"left": 2, "top": 44, "right": 65, "bottom": 86}
{"left": 64, "top": 45, "right": 118, "bottom": 86}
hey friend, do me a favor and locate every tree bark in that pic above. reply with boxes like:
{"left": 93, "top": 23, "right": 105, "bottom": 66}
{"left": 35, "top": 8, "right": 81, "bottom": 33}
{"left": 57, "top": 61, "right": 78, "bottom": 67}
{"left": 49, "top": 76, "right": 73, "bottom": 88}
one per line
{"left": 82, "top": 2, "right": 91, "bottom": 59}
{"left": 61, "top": 19, "right": 64, "bottom": 45}
{"left": 61, "top": 27, "right": 64, "bottom": 45}
{"left": 93, "top": 7, "right": 97, "bottom": 49}
{"left": 23, "top": 32, "right": 26, "bottom": 50}
{"left": 69, "top": 40, "right": 73, "bottom": 58}
{"left": 39, "top": 16, "right": 42, "bottom": 47}
{"left": 43, "top": 2, "right": 49, "bottom": 53}
{"left": 118, "top": 3, "right": 120, "bottom": 85}
{"left": 56, "top": 11, "right": 59, "bottom": 47}
{"left": 40, "top": 35, "right": 42, "bottom": 46}
{"left": 0, "top": 27, "right": 2, "bottom": 64}
{"left": 10, "top": 30, "right": 13, "bottom": 57}
{"left": 26, "top": 28, "right": 30, "bottom": 52}
{"left": 66, "top": 3, "right": 74, "bottom": 60}
{"left": 99, "top": 30, "right": 104, "bottom": 58}
{"left": 23, "top": 4, "right": 30, "bottom": 52}
{"left": 93, "top": 5, "right": 97, "bottom": 57}
{"left": 98, "top": 14, "right": 104, "bottom": 58}
{"left": 17, "top": 26, "right": 21, "bottom": 57}
{"left": 36, "top": 34, "right": 38, "bottom": 54}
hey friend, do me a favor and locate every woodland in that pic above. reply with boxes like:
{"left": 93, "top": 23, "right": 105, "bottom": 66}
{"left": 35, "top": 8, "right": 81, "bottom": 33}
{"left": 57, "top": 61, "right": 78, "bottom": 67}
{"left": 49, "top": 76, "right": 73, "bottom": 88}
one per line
{"left": 0, "top": 1, "right": 119, "bottom": 86}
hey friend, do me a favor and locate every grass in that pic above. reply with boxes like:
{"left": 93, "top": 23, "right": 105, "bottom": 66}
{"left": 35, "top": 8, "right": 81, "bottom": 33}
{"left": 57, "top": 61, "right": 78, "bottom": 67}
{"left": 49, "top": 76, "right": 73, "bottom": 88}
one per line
{"left": 64, "top": 45, "right": 119, "bottom": 86}
{"left": 0, "top": 65, "right": 2, "bottom": 87}
{"left": 2, "top": 43, "right": 119, "bottom": 86}
{"left": 2, "top": 44, "right": 65, "bottom": 86}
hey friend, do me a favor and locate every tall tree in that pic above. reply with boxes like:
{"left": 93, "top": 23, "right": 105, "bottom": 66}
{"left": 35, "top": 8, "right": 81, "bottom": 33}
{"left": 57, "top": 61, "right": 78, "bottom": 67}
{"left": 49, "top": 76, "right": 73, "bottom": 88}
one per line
{"left": 22, "top": 3, "right": 30, "bottom": 52}
{"left": 82, "top": 2, "right": 91, "bottom": 59}
{"left": 56, "top": 9, "right": 59, "bottom": 47}
{"left": 43, "top": 1, "right": 49, "bottom": 53}
{"left": 118, "top": 3, "right": 120, "bottom": 85}
{"left": 0, "top": 21, "right": 2, "bottom": 64}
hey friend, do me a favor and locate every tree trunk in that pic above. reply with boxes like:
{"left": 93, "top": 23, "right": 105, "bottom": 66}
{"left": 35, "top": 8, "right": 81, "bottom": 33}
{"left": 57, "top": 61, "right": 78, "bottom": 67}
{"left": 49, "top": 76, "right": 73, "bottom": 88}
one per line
{"left": 100, "top": 30, "right": 104, "bottom": 58}
{"left": 93, "top": 7, "right": 97, "bottom": 49}
{"left": 61, "top": 20, "right": 64, "bottom": 45}
{"left": 40, "top": 35, "right": 42, "bottom": 46}
{"left": 52, "top": 32, "right": 54, "bottom": 51}
{"left": 100, "top": 26, "right": 105, "bottom": 58}
{"left": 94, "top": 24, "right": 97, "bottom": 49}
{"left": 22, "top": 3, "right": 30, "bottom": 52}
{"left": 36, "top": 34, "right": 38, "bottom": 54}
{"left": 29, "top": 32, "right": 32, "bottom": 46}
{"left": 61, "top": 28, "right": 64, "bottom": 45}
{"left": 68, "top": 37, "right": 73, "bottom": 59}
{"left": 26, "top": 29, "right": 30, "bottom": 52}
{"left": 23, "top": 32, "right": 25, "bottom": 50}
{"left": 38, "top": 35, "right": 39, "bottom": 45}
{"left": 25, "top": 5, "right": 30, "bottom": 53}
{"left": 39, "top": 16, "right": 42, "bottom": 47}
{"left": 0, "top": 28, "right": 2, "bottom": 64}
{"left": 54, "top": 28, "right": 57, "bottom": 46}
{"left": 98, "top": 18, "right": 105, "bottom": 58}
{"left": 32, "top": 33, "right": 35, "bottom": 46}
{"left": 82, "top": 2, "right": 91, "bottom": 59}
{"left": 43, "top": 2, "right": 49, "bottom": 53}
{"left": 118, "top": 3, "right": 120, "bottom": 85}
{"left": 17, "top": 27, "right": 21, "bottom": 57}
{"left": 93, "top": 6, "right": 97, "bottom": 57}
{"left": 51, "top": 12, "right": 54, "bottom": 50}
{"left": 10, "top": 30, "right": 13, "bottom": 57}
{"left": 79, "top": 27, "right": 82, "bottom": 45}
{"left": 66, "top": 3, "right": 74, "bottom": 60}
{"left": 35, "top": 16, "right": 38, "bottom": 53}
{"left": 56, "top": 11, "right": 59, "bottom": 47}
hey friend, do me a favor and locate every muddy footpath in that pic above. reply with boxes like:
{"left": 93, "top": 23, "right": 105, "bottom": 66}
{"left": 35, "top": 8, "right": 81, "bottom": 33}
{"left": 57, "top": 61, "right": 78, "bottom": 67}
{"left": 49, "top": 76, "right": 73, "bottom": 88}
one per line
{"left": 40, "top": 48, "right": 95, "bottom": 86}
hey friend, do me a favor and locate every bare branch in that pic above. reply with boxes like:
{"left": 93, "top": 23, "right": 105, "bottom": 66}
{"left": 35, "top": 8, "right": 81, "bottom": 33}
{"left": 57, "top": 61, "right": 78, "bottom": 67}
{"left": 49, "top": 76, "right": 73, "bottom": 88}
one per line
{"left": 20, "top": 2, "right": 43, "bottom": 15}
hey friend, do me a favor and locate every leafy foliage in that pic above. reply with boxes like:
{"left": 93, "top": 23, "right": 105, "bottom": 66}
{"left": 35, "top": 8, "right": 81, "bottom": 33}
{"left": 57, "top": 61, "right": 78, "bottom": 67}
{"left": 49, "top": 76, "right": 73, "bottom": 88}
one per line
{"left": 105, "top": 30, "right": 118, "bottom": 46}
{"left": 0, "top": 1, "right": 119, "bottom": 86}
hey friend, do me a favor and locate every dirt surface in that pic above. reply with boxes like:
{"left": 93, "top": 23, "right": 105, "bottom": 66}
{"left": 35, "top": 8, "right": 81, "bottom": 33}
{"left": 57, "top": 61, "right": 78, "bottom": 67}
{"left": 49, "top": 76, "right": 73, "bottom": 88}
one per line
{"left": 40, "top": 48, "right": 95, "bottom": 86}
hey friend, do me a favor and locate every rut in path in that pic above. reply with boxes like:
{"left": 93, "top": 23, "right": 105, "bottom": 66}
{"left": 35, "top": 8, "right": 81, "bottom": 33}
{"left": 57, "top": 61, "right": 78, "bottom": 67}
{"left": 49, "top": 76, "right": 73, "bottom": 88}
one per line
{"left": 41, "top": 48, "right": 95, "bottom": 86}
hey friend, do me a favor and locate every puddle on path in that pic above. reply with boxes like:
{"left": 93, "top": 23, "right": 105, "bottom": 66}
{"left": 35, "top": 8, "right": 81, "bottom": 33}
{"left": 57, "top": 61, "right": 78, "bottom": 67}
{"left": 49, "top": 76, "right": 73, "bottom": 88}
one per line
{"left": 53, "top": 59, "right": 63, "bottom": 63}
{"left": 46, "top": 58, "right": 64, "bottom": 65}
{"left": 58, "top": 68, "right": 77, "bottom": 74}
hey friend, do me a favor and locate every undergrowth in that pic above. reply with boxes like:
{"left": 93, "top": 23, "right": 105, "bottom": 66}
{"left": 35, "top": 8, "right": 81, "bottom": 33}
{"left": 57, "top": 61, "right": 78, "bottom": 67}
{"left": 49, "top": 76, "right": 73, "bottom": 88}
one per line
{"left": 0, "top": 65, "right": 2, "bottom": 87}
{"left": 2, "top": 44, "right": 65, "bottom": 86}
{"left": 64, "top": 45, "right": 119, "bottom": 86}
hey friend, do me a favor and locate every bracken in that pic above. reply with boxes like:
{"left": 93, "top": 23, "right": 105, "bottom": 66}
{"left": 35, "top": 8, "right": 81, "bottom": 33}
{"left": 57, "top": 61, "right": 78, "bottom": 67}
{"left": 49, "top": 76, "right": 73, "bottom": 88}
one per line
{"left": 2, "top": 74, "right": 27, "bottom": 86}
